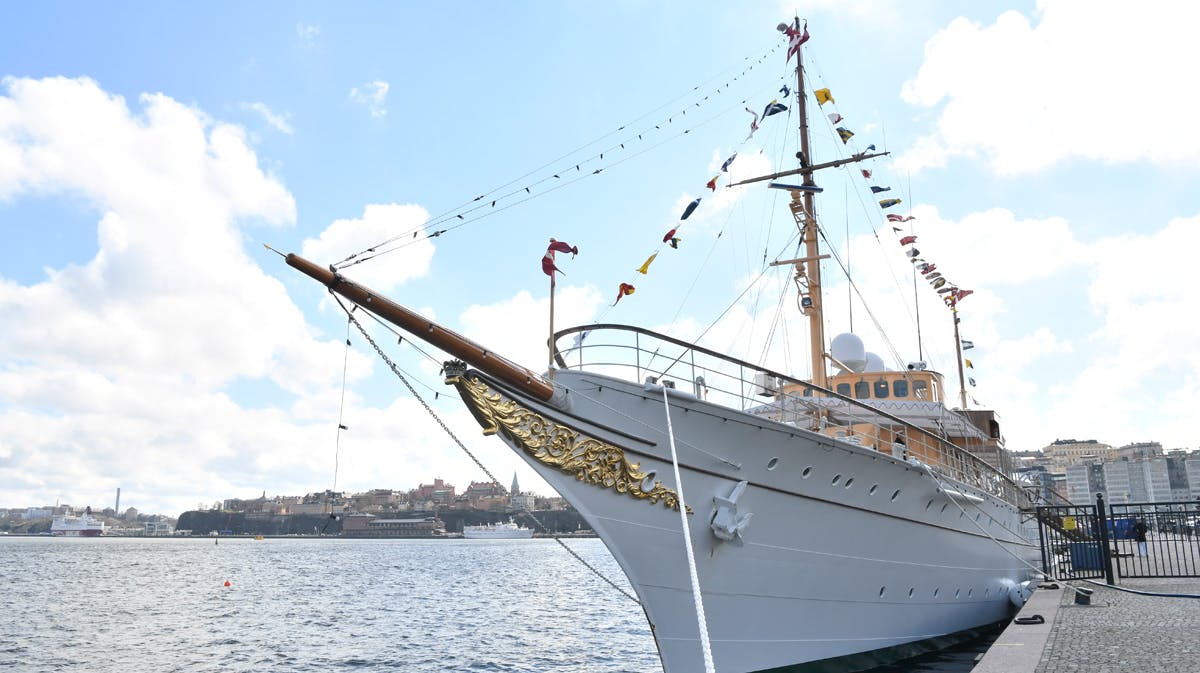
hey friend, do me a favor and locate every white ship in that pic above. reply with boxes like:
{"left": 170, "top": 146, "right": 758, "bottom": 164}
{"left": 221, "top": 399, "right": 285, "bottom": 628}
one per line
{"left": 50, "top": 507, "right": 105, "bottom": 537}
{"left": 281, "top": 18, "right": 1047, "bottom": 673}
{"left": 462, "top": 521, "right": 535, "bottom": 539}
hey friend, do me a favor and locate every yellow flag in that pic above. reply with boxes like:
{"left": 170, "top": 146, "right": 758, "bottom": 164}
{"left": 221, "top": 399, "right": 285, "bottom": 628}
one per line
{"left": 815, "top": 88, "right": 834, "bottom": 105}
{"left": 965, "top": 359, "right": 974, "bottom": 368}
{"left": 636, "top": 253, "right": 658, "bottom": 274}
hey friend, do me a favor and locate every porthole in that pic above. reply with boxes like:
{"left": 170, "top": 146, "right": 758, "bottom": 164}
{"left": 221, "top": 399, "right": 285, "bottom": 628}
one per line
{"left": 831, "top": 474, "right": 841, "bottom": 486}
{"left": 869, "top": 484, "right": 878, "bottom": 495}
{"left": 879, "top": 586, "right": 886, "bottom": 597}
{"left": 933, "top": 588, "right": 940, "bottom": 598}
{"left": 767, "top": 457, "right": 780, "bottom": 471}
{"left": 891, "top": 489, "right": 901, "bottom": 502}
{"left": 985, "top": 588, "right": 990, "bottom": 598}
{"left": 955, "top": 589, "right": 960, "bottom": 599}
{"left": 968, "top": 588, "right": 974, "bottom": 598}
{"left": 844, "top": 478, "right": 854, "bottom": 489}
{"left": 907, "top": 587, "right": 915, "bottom": 598}
{"left": 940, "top": 503, "right": 948, "bottom": 513}
{"left": 802, "top": 466, "right": 813, "bottom": 478}
{"left": 925, "top": 499, "right": 934, "bottom": 510}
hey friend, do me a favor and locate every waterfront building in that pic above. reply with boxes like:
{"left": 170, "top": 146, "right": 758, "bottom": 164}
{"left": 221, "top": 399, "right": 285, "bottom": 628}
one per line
{"left": 1114, "top": 441, "right": 1164, "bottom": 461}
{"left": 410, "top": 479, "right": 455, "bottom": 505}
{"left": 1042, "top": 439, "right": 1114, "bottom": 472}
{"left": 341, "top": 513, "right": 446, "bottom": 538}
{"left": 1065, "top": 453, "right": 1200, "bottom": 504}
{"left": 509, "top": 492, "right": 537, "bottom": 512}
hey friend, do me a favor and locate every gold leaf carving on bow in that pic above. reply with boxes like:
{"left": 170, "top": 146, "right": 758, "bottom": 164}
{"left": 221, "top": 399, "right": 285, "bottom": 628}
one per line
{"left": 447, "top": 373, "right": 684, "bottom": 511}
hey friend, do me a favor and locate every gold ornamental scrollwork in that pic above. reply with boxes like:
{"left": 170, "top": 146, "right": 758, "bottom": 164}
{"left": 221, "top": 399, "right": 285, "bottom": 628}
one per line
{"left": 447, "top": 373, "right": 687, "bottom": 512}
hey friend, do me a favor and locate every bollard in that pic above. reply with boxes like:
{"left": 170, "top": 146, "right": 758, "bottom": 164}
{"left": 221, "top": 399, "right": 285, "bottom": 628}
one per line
{"left": 1073, "top": 587, "right": 1093, "bottom": 605}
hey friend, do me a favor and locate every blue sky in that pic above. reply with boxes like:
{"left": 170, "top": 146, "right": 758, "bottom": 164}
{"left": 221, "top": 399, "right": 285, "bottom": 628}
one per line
{"left": 3, "top": 1, "right": 1198, "bottom": 516}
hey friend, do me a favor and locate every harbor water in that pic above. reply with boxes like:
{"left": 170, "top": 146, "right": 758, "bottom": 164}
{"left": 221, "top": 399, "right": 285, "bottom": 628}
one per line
{"left": 0, "top": 537, "right": 997, "bottom": 672}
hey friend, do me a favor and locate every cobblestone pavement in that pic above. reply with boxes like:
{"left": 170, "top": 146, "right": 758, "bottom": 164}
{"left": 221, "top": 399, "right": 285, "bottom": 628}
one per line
{"left": 1035, "top": 578, "right": 1200, "bottom": 672}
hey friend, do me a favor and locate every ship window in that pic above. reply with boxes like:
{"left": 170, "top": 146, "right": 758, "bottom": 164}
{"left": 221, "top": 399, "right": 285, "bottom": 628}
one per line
{"left": 802, "top": 466, "right": 813, "bottom": 478}
{"left": 913, "top": 379, "right": 928, "bottom": 400}
{"left": 874, "top": 380, "right": 890, "bottom": 398}
{"left": 854, "top": 381, "right": 870, "bottom": 399}
{"left": 893, "top": 380, "right": 909, "bottom": 398}
{"left": 869, "top": 484, "right": 879, "bottom": 495}
{"left": 767, "top": 457, "right": 779, "bottom": 470}
{"left": 879, "top": 586, "right": 886, "bottom": 597}
{"left": 836, "top": 383, "right": 851, "bottom": 396}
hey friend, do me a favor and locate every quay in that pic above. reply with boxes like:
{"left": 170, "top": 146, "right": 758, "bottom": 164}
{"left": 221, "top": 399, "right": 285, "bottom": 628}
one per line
{"left": 975, "top": 578, "right": 1200, "bottom": 672}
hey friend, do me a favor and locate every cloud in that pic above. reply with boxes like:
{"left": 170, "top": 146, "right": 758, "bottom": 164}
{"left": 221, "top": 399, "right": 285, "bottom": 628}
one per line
{"left": 296, "top": 22, "right": 320, "bottom": 46}
{"left": 349, "top": 80, "right": 389, "bottom": 119}
{"left": 242, "top": 101, "right": 293, "bottom": 135}
{"left": 301, "top": 203, "right": 436, "bottom": 293}
{"left": 0, "top": 76, "right": 377, "bottom": 514}
{"left": 459, "top": 284, "right": 606, "bottom": 372}
{"left": 898, "top": 1, "right": 1200, "bottom": 174}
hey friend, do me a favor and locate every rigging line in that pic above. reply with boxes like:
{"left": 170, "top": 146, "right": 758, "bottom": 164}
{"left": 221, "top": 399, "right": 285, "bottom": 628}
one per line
{"left": 345, "top": 65, "right": 794, "bottom": 272}
{"left": 815, "top": 226, "right": 907, "bottom": 369}
{"left": 336, "top": 42, "right": 784, "bottom": 267}
{"left": 339, "top": 91, "right": 768, "bottom": 270}
{"left": 336, "top": 296, "right": 641, "bottom": 605}
{"left": 656, "top": 229, "right": 803, "bottom": 382}
{"left": 333, "top": 317, "right": 352, "bottom": 494}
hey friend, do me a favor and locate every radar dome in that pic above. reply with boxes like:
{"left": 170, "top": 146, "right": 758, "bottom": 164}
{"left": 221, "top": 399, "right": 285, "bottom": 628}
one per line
{"left": 863, "top": 352, "right": 887, "bottom": 372}
{"left": 830, "top": 333, "right": 866, "bottom": 373}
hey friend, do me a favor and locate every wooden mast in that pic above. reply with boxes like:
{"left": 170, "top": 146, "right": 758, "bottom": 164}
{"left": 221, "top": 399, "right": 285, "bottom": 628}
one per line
{"left": 793, "top": 22, "right": 827, "bottom": 390}
{"left": 284, "top": 253, "right": 557, "bottom": 403}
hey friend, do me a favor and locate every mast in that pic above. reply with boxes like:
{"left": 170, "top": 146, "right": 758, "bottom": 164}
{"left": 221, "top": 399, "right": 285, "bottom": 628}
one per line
{"left": 284, "top": 253, "right": 558, "bottom": 403}
{"left": 951, "top": 302, "right": 969, "bottom": 409}
{"left": 793, "top": 23, "right": 826, "bottom": 389}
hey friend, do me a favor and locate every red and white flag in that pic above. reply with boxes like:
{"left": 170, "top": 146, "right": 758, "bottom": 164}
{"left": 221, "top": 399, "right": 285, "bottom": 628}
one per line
{"left": 542, "top": 238, "right": 578, "bottom": 279}
{"left": 784, "top": 20, "right": 809, "bottom": 63}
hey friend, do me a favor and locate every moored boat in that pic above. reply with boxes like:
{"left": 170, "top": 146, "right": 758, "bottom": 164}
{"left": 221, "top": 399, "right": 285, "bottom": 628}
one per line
{"left": 281, "top": 17, "right": 1051, "bottom": 673}
{"left": 462, "top": 521, "right": 535, "bottom": 539}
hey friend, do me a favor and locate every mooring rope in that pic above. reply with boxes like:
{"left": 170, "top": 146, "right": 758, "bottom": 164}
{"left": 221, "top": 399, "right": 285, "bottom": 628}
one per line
{"left": 333, "top": 295, "right": 641, "bottom": 604}
{"left": 661, "top": 387, "right": 716, "bottom": 673}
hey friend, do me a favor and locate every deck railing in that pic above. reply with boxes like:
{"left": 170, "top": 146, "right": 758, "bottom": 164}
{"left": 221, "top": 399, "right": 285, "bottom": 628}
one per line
{"left": 554, "top": 324, "right": 1047, "bottom": 508}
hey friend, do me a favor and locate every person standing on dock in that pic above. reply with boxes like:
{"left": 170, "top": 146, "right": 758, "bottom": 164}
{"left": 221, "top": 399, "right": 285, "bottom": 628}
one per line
{"left": 1133, "top": 519, "right": 1148, "bottom": 556}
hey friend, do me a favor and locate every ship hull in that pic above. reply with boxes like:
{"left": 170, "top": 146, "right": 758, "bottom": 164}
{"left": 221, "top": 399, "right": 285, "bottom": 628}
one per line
{"left": 453, "top": 368, "right": 1039, "bottom": 673}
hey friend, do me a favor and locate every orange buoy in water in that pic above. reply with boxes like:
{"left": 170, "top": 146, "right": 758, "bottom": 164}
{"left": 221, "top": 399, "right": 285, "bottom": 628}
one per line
{"left": 224, "top": 580, "right": 231, "bottom": 587}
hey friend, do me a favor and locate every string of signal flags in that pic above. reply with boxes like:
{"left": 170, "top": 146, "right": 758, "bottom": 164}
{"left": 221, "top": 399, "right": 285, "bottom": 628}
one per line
{"left": 601, "top": 19, "right": 899, "bottom": 310}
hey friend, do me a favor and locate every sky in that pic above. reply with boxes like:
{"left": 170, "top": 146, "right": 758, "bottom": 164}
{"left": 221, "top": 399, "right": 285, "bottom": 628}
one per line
{"left": 3, "top": 1, "right": 1199, "bottom": 517}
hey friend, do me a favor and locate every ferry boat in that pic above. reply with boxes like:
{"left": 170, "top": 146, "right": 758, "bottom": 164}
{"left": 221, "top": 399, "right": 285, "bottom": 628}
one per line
{"left": 280, "top": 18, "right": 1048, "bottom": 673}
{"left": 462, "top": 521, "right": 535, "bottom": 539}
{"left": 50, "top": 507, "right": 105, "bottom": 537}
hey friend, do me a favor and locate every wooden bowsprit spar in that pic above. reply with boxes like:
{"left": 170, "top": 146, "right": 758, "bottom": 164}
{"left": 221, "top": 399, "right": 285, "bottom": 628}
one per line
{"left": 284, "top": 253, "right": 562, "bottom": 405}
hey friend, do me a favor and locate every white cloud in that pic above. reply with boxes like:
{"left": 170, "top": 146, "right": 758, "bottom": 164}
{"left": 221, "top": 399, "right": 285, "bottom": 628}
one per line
{"left": 349, "top": 80, "right": 389, "bottom": 119}
{"left": 459, "top": 284, "right": 607, "bottom": 372}
{"left": 242, "top": 101, "right": 293, "bottom": 135}
{"left": 0, "top": 76, "right": 378, "bottom": 513}
{"left": 898, "top": 1, "right": 1200, "bottom": 174}
{"left": 301, "top": 203, "right": 436, "bottom": 293}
